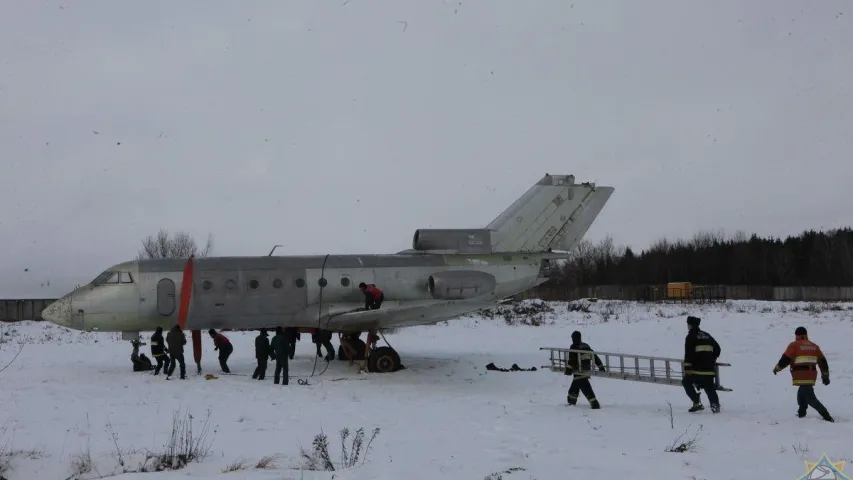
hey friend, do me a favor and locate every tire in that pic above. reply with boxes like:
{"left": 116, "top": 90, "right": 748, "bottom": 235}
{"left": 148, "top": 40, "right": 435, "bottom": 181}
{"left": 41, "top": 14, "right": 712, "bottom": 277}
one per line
{"left": 367, "top": 346, "right": 401, "bottom": 373}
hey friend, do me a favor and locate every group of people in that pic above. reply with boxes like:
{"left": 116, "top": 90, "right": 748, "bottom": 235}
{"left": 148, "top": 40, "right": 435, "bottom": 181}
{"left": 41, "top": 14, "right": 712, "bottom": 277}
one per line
{"left": 131, "top": 324, "right": 197, "bottom": 379}
{"left": 131, "top": 282, "right": 386, "bottom": 383}
{"left": 563, "top": 315, "right": 835, "bottom": 422}
{"left": 141, "top": 325, "right": 233, "bottom": 379}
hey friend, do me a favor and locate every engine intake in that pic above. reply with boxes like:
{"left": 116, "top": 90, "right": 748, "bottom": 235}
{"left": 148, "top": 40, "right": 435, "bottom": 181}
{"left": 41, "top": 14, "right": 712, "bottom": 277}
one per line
{"left": 427, "top": 270, "right": 496, "bottom": 300}
{"left": 412, "top": 229, "right": 493, "bottom": 254}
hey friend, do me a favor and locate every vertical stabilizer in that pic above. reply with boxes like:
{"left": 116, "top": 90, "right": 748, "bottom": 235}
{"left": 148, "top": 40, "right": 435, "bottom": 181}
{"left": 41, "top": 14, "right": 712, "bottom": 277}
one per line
{"left": 486, "top": 174, "right": 614, "bottom": 253}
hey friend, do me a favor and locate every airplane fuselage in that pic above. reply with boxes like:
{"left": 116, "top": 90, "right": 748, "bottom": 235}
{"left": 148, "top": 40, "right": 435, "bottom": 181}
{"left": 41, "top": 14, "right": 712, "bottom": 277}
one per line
{"left": 43, "top": 252, "right": 548, "bottom": 334}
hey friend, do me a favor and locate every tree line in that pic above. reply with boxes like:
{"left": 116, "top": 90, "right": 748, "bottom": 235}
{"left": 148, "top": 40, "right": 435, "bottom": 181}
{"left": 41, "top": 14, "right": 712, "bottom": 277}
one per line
{"left": 557, "top": 227, "right": 853, "bottom": 287}
{"left": 137, "top": 226, "right": 853, "bottom": 287}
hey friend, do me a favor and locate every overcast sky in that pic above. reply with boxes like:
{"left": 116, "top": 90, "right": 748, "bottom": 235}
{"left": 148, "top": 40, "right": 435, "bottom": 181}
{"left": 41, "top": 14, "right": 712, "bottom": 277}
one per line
{"left": 1, "top": 0, "right": 850, "bottom": 297}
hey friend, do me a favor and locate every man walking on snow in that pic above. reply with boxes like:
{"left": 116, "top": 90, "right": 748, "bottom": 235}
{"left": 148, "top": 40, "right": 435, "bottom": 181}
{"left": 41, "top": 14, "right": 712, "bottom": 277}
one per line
{"left": 682, "top": 315, "right": 722, "bottom": 413}
{"left": 252, "top": 328, "right": 272, "bottom": 380}
{"left": 773, "top": 326, "right": 834, "bottom": 422}
{"left": 564, "top": 330, "right": 604, "bottom": 409}
{"left": 165, "top": 325, "right": 187, "bottom": 380}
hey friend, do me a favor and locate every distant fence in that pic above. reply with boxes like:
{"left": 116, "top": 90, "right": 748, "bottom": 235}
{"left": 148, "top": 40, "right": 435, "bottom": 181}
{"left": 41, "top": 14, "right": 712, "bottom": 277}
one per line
{"left": 0, "top": 299, "right": 56, "bottom": 322}
{"left": 515, "top": 284, "right": 853, "bottom": 302}
{"left": 3, "top": 285, "right": 853, "bottom": 321}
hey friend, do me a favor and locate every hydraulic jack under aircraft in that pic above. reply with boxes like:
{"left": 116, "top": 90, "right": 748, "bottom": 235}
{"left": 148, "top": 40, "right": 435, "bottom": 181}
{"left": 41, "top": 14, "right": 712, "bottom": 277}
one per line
{"left": 540, "top": 347, "right": 733, "bottom": 392}
{"left": 42, "top": 173, "right": 615, "bottom": 375}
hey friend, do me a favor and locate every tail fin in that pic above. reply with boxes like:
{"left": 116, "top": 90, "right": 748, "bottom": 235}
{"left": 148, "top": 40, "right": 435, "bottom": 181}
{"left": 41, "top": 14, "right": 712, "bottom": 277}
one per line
{"left": 486, "top": 174, "right": 614, "bottom": 253}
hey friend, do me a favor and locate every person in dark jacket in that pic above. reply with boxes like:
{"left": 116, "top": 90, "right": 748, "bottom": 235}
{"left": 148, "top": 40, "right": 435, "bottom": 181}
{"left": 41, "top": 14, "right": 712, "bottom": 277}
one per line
{"left": 209, "top": 329, "right": 233, "bottom": 374}
{"left": 682, "top": 315, "right": 722, "bottom": 413}
{"left": 359, "top": 282, "right": 384, "bottom": 310}
{"left": 270, "top": 327, "right": 290, "bottom": 385}
{"left": 150, "top": 327, "right": 170, "bottom": 375}
{"left": 311, "top": 328, "right": 335, "bottom": 361}
{"left": 285, "top": 327, "right": 300, "bottom": 360}
{"left": 165, "top": 325, "right": 187, "bottom": 380}
{"left": 131, "top": 339, "right": 154, "bottom": 371}
{"left": 564, "top": 330, "right": 604, "bottom": 409}
{"left": 252, "top": 328, "right": 272, "bottom": 380}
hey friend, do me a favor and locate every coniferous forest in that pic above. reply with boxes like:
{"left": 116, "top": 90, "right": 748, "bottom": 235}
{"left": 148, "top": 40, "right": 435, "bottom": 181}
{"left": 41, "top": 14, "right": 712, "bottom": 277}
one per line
{"left": 556, "top": 227, "right": 853, "bottom": 287}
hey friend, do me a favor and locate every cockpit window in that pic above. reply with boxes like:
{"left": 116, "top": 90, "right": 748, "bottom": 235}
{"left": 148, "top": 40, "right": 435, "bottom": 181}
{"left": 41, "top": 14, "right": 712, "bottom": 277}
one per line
{"left": 91, "top": 271, "right": 135, "bottom": 285}
{"left": 91, "top": 271, "right": 116, "bottom": 285}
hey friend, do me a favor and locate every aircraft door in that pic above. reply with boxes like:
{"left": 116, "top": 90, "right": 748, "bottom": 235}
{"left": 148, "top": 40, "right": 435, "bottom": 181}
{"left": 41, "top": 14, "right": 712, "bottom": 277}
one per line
{"left": 156, "top": 278, "right": 177, "bottom": 316}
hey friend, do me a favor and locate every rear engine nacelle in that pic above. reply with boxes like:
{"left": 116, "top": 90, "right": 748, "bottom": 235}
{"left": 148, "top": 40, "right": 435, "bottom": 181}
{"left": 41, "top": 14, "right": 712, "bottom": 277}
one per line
{"left": 412, "top": 229, "right": 493, "bottom": 254}
{"left": 427, "top": 270, "right": 497, "bottom": 300}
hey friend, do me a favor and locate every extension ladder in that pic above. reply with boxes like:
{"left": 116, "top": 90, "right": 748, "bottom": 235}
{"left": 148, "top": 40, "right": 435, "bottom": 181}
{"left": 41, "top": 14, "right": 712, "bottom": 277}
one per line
{"left": 540, "top": 347, "right": 733, "bottom": 392}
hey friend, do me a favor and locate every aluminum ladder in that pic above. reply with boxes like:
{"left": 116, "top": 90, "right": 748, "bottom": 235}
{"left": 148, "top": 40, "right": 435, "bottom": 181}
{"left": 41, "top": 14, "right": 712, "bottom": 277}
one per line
{"left": 540, "top": 347, "right": 733, "bottom": 392}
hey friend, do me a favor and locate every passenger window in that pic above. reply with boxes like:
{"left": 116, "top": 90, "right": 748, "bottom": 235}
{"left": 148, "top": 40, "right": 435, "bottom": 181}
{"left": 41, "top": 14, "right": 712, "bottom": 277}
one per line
{"left": 119, "top": 272, "right": 134, "bottom": 284}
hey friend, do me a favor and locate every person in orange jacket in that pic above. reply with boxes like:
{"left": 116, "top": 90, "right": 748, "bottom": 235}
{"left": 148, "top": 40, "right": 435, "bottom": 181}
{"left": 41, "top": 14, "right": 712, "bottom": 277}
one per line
{"left": 772, "top": 326, "right": 834, "bottom": 422}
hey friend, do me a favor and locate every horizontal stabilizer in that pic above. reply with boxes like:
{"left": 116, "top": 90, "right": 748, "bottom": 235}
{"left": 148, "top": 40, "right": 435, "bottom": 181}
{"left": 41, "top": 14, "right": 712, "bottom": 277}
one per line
{"left": 540, "top": 347, "right": 733, "bottom": 392}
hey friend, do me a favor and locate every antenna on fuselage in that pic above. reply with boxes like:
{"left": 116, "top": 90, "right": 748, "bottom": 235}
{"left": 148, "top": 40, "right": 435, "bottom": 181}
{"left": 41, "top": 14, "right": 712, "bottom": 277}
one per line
{"left": 268, "top": 244, "right": 284, "bottom": 256}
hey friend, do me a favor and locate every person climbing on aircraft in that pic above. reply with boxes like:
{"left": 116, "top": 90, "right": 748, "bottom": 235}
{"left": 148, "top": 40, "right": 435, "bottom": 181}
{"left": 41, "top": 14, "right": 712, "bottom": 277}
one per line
{"left": 252, "top": 328, "right": 272, "bottom": 380}
{"left": 359, "top": 282, "right": 384, "bottom": 310}
{"left": 772, "top": 326, "right": 834, "bottom": 422}
{"left": 682, "top": 315, "right": 722, "bottom": 413}
{"left": 564, "top": 330, "right": 604, "bottom": 409}
{"left": 209, "top": 329, "right": 233, "bottom": 374}
{"left": 150, "top": 326, "right": 170, "bottom": 375}
{"left": 165, "top": 325, "right": 187, "bottom": 380}
{"left": 270, "top": 326, "right": 290, "bottom": 385}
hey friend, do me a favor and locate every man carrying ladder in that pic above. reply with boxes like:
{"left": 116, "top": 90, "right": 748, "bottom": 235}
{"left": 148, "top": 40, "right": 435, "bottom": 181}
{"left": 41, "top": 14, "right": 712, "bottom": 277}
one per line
{"left": 682, "top": 315, "right": 722, "bottom": 413}
{"left": 564, "top": 330, "right": 605, "bottom": 409}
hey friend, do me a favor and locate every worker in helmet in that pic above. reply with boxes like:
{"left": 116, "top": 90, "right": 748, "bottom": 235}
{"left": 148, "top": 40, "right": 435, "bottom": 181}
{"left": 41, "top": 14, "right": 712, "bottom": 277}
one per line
{"left": 682, "top": 316, "right": 722, "bottom": 413}
{"left": 564, "top": 330, "right": 604, "bottom": 409}
{"left": 772, "top": 326, "right": 834, "bottom": 422}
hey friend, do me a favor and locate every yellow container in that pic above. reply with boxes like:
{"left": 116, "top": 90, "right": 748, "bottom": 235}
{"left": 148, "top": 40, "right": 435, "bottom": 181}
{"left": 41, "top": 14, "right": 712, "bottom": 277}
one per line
{"left": 667, "top": 282, "right": 692, "bottom": 298}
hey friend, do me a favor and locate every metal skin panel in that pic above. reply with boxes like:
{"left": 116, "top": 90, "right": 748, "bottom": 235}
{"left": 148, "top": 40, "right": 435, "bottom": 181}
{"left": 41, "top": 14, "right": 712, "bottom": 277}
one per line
{"left": 428, "top": 270, "right": 497, "bottom": 300}
{"left": 411, "top": 229, "right": 493, "bottom": 254}
{"left": 41, "top": 174, "right": 613, "bottom": 334}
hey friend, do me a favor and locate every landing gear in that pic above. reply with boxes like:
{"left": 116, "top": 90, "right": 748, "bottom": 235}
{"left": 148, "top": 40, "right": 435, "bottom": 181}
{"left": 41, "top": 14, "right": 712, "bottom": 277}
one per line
{"left": 338, "top": 332, "right": 366, "bottom": 362}
{"left": 367, "top": 346, "right": 402, "bottom": 373}
{"left": 337, "top": 329, "right": 404, "bottom": 373}
{"left": 364, "top": 329, "right": 404, "bottom": 373}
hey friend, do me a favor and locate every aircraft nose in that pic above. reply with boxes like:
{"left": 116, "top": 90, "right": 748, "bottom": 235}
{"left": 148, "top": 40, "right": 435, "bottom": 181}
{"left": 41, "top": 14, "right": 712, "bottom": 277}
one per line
{"left": 42, "top": 296, "right": 73, "bottom": 328}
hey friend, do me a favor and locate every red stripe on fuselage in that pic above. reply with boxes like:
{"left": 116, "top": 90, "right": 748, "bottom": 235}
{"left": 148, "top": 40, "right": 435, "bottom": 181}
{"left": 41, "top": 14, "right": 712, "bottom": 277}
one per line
{"left": 177, "top": 255, "right": 194, "bottom": 330}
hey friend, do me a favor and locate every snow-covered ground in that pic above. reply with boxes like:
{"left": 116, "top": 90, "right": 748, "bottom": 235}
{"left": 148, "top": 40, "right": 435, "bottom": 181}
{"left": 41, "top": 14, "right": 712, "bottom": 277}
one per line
{"left": 1, "top": 299, "right": 852, "bottom": 480}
